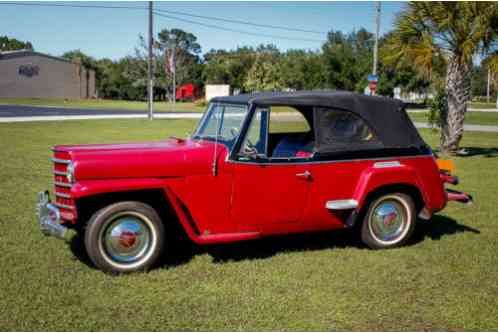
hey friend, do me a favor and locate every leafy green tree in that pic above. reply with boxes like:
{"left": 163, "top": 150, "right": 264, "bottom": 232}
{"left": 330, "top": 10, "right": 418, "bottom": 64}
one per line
{"left": 203, "top": 47, "right": 257, "bottom": 91}
{"left": 61, "top": 50, "right": 95, "bottom": 68}
{"left": 322, "top": 28, "right": 374, "bottom": 92}
{"left": 156, "top": 28, "right": 202, "bottom": 98}
{"left": 0, "top": 36, "right": 33, "bottom": 51}
{"left": 244, "top": 46, "right": 282, "bottom": 92}
{"left": 130, "top": 28, "right": 202, "bottom": 101}
{"left": 278, "top": 50, "right": 326, "bottom": 90}
{"left": 378, "top": 32, "right": 432, "bottom": 98}
{"left": 203, "top": 50, "right": 232, "bottom": 84}
{"left": 390, "top": 2, "right": 498, "bottom": 154}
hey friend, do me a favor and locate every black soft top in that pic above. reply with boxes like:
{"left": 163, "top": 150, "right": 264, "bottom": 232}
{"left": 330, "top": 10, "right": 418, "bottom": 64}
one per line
{"left": 212, "top": 91, "right": 427, "bottom": 154}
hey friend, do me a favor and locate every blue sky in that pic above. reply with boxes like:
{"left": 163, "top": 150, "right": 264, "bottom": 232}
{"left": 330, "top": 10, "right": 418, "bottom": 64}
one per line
{"left": 0, "top": 1, "right": 405, "bottom": 60}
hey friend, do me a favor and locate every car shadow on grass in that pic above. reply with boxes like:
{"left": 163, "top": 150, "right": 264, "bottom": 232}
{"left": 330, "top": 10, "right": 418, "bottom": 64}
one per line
{"left": 432, "top": 146, "right": 498, "bottom": 158}
{"left": 68, "top": 214, "right": 481, "bottom": 271}
{"left": 210, "top": 215, "right": 480, "bottom": 264}
{"left": 206, "top": 229, "right": 361, "bottom": 264}
{"left": 411, "top": 214, "right": 480, "bottom": 243}
{"left": 458, "top": 147, "right": 498, "bottom": 158}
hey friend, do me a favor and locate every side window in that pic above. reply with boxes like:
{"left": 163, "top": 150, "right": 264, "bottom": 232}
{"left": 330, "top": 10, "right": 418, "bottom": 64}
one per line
{"left": 269, "top": 106, "right": 311, "bottom": 133}
{"left": 219, "top": 105, "right": 247, "bottom": 139}
{"left": 268, "top": 106, "right": 314, "bottom": 159}
{"left": 316, "top": 108, "right": 378, "bottom": 152}
{"left": 239, "top": 108, "right": 268, "bottom": 157}
{"left": 237, "top": 105, "right": 315, "bottom": 161}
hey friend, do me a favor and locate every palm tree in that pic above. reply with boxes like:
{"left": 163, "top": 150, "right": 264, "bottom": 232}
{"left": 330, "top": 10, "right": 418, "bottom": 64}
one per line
{"left": 483, "top": 51, "right": 498, "bottom": 93}
{"left": 390, "top": 2, "right": 498, "bottom": 154}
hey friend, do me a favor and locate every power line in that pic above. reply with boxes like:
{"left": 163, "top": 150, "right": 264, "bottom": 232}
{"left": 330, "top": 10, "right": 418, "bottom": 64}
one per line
{"left": 0, "top": 2, "right": 146, "bottom": 11}
{"left": 0, "top": 2, "right": 326, "bottom": 35}
{"left": 153, "top": 11, "right": 323, "bottom": 43}
{"left": 0, "top": 2, "right": 325, "bottom": 43}
{"left": 154, "top": 7, "right": 326, "bottom": 35}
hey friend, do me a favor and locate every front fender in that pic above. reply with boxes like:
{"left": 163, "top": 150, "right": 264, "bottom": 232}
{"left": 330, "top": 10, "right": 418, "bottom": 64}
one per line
{"left": 70, "top": 178, "right": 181, "bottom": 199}
{"left": 70, "top": 177, "right": 202, "bottom": 238}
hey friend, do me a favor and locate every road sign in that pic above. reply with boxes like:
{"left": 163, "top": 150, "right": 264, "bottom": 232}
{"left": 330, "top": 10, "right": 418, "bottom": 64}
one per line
{"left": 368, "top": 74, "right": 378, "bottom": 83}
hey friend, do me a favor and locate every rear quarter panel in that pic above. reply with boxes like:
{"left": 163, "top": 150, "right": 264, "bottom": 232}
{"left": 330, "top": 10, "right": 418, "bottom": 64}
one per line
{"left": 304, "top": 155, "right": 446, "bottom": 229}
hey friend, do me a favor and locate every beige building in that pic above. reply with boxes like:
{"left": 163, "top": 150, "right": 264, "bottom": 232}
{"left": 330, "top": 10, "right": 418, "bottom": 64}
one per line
{"left": 0, "top": 50, "right": 95, "bottom": 99}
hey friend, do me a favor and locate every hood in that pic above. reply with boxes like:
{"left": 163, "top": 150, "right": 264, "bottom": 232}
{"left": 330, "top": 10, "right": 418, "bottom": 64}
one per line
{"left": 54, "top": 138, "right": 224, "bottom": 180}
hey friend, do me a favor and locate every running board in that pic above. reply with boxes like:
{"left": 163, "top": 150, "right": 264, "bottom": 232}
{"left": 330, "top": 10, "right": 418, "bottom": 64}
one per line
{"left": 195, "top": 232, "right": 260, "bottom": 244}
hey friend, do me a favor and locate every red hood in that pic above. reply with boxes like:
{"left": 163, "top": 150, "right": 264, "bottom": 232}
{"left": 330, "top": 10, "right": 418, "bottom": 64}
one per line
{"left": 54, "top": 138, "right": 225, "bottom": 180}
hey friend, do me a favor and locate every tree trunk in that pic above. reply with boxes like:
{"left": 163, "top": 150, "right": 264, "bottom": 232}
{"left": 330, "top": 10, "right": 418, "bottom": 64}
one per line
{"left": 441, "top": 56, "right": 472, "bottom": 155}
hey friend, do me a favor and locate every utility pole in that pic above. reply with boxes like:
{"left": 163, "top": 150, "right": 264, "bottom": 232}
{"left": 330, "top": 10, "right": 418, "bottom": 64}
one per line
{"left": 373, "top": 1, "right": 381, "bottom": 76}
{"left": 487, "top": 67, "right": 491, "bottom": 103}
{"left": 147, "top": 1, "right": 154, "bottom": 120}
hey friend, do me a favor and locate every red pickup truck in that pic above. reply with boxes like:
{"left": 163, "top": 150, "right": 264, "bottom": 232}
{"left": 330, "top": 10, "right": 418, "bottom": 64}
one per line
{"left": 36, "top": 91, "right": 472, "bottom": 273}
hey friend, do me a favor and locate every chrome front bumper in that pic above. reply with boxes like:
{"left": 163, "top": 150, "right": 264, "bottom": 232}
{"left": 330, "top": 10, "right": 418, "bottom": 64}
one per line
{"left": 36, "top": 191, "right": 68, "bottom": 240}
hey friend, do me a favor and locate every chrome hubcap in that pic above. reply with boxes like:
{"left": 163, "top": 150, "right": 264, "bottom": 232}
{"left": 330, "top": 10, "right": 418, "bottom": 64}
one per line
{"left": 370, "top": 200, "right": 406, "bottom": 243}
{"left": 102, "top": 213, "right": 152, "bottom": 264}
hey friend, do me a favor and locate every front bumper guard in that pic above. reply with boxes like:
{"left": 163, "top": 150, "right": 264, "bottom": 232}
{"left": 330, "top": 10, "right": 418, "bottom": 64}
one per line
{"left": 36, "top": 191, "right": 69, "bottom": 240}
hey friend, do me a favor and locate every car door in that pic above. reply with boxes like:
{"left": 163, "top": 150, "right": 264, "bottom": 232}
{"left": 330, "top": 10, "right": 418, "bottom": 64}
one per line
{"left": 303, "top": 108, "right": 382, "bottom": 229}
{"left": 230, "top": 107, "right": 313, "bottom": 234}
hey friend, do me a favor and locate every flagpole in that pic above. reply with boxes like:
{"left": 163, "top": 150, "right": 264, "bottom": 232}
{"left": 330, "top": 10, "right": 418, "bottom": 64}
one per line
{"left": 147, "top": 1, "right": 154, "bottom": 120}
{"left": 170, "top": 33, "right": 176, "bottom": 106}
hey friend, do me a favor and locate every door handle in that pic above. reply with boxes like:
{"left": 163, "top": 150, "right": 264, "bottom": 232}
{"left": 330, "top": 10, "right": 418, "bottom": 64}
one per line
{"left": 296, "top": 170, "right": 312, "bottom": 180}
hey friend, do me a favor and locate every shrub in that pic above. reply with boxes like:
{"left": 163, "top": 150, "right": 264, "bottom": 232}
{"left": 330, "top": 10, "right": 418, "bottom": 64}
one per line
{"left": 428, "top": 88, "right": 447, "bottom": 129}
{"left": 194, "top": 98, "right": 207, "bottom": 107}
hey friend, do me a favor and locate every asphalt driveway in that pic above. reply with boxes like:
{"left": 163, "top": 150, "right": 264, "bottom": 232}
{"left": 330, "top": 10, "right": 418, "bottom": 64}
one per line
{"left": 0, "top": 104, "right": 148, "bottom": 117}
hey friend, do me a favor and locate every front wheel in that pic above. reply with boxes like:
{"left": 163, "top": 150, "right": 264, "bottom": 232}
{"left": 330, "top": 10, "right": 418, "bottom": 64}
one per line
{"left": 84, "top": 201, "right": 165, "bottom": 274}
{"left": 361, "top": 193, "right": 416, "bottom": 249}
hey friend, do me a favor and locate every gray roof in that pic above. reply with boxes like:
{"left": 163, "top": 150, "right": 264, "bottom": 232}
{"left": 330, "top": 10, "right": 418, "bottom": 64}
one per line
{"left": 0, "top": 49, "right": 75, "bottom": 64}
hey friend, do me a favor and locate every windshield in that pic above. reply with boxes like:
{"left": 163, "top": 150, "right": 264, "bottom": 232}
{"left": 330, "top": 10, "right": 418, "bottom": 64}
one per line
{"left": 192, "top": 102, "right": 248, "bottom": 150}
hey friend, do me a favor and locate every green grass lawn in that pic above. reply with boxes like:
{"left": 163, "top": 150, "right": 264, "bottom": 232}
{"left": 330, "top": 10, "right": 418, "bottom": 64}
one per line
{"left": 469, "top": 101, "right": 498, "bottom": 109}
{"left": 1, "top": 119, "right": 498, "bottom": 330}
{"left": 409, "top": 111, "right": 498, "bottom": 126}
{"left": 0, "top": 98, "right": 204, "bottom": 113}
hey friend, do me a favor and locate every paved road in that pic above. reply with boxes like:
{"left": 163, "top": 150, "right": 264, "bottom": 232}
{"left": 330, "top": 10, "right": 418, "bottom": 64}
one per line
{"left": 0, "top": 104, "right": 203, "bottom": 122}
{"left": 412, "top": 122, "right": 498, "bottom": 133}
{"left": 1, "top": 104, "right": 497, "bottom": 132}
{"left": 0, "top": 104, "right": 165, "bottom": 117}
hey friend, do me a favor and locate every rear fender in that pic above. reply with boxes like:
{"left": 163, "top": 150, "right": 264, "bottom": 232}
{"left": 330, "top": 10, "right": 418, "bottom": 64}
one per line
{"left": 353, "top": 163, "right": 428, "bottom": 210}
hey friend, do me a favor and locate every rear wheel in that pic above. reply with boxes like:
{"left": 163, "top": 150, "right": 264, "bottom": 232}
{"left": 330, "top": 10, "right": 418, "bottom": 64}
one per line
{"left": 361, "top": 193, "right": 416, "bottom": 249}
{"left": 84, "top": 201, "right": 165, "bottom": 274}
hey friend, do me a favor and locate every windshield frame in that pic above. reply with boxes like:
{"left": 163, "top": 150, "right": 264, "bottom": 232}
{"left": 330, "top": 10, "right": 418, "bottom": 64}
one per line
{"left": 191, "top": 102, "right": 250, "bottom": 151}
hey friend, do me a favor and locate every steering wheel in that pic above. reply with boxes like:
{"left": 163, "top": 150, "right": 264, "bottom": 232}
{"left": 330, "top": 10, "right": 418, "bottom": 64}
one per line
{"left": 230, "top": 126, "right": 256, "bottom": 151}
{"left": 230, "top": 127, "right": 240, "bottom": 139}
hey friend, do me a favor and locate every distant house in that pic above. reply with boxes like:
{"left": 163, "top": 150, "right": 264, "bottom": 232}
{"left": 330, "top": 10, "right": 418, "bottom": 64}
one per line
{"left": 176, "top": 83, "right": 199, "bottom": 102}
{"left": 0, "top": 49, "right": 96, "bottom": 99}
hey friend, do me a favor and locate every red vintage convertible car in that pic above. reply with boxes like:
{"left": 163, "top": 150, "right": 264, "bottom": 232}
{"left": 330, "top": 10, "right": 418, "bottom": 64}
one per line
{"left": 36, "top": 91, "right": 472, "bottom": 273}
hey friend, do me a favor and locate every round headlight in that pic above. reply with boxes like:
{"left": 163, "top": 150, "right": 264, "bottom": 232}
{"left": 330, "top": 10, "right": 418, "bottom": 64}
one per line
{"left": 66, "top": 162, "right": 75, "bottom": 183}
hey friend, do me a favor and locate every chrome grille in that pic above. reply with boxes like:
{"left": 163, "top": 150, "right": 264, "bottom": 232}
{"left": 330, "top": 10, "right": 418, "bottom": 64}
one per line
{"left": 51, "top": 155, "right": 76, "bottom": 220}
